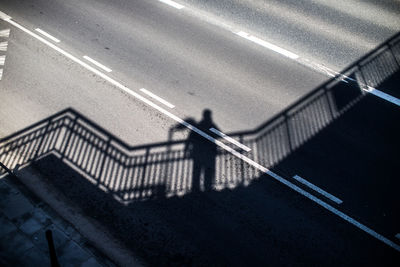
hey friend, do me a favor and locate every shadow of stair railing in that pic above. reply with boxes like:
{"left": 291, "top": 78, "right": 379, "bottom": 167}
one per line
{"left": 230, "top": 31, "right": 400, "bottom": 169}
{"left": 0, "top": 32, "right": 399, "bottom": 204}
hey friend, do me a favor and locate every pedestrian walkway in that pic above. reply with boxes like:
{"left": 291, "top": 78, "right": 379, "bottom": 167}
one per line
{"left": 0, "top": 173, "right": 114, "bottom": 266}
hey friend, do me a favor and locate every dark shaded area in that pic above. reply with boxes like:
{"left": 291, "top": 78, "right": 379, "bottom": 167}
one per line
{"left": 1, "top": 31, "right": 400, "bottom": 266}
{"left": 183, "top": 109, "right": 220, "bottom": 192}
{"left": 270, "top": 80, "right": 400, "bottom": 237}
{"left": 28, "top": 154, "right": 400, "bottom": 266}
{"left": 46, "top": 230, "right": 60, "bottom": 267}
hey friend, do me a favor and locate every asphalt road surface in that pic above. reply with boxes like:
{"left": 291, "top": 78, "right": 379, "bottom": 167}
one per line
{"left": 0, "top": 0, "right": 399, "bottom": 266}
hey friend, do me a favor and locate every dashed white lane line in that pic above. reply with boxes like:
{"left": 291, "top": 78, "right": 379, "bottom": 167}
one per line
{"left": 2, "top": 13, "right": 400, "bottom": 252}
{"left": 0, "top": 55, "right": 5, "bottom": 80}
{"left": 209, "top": 127, "right": 251, "bottom": 152}
{"left": 0, "top": 41, "right": 8, "bottom": 51}
{"left": 158, "top": 0, "right": 184, "bottom": 10}
{"left": 83, "top": 55, "right": 112, "bottom": 73}
{"left": 0, "top": 26, "right": 9, "bottom": 80}
{"left": 293, "top": 175, "right": 343, "bottom": 204}
{"left": 236, "top": 31, "right": 299, "bottom": 59}
{"left": 35, "top": 28, "right": 60, "bottom": 43}
{"left": 0, "top": 28, "right": 10, "bottom": 37}
{"left": 235, "top": 29, "right": 399, "bottom": 107}
{"left": 140, "top": 88, "right": 175, "bottom": 108}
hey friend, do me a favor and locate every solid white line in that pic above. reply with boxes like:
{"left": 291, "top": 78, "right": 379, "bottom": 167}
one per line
{"left": 0, "top": 11, "right": 11, "bottom": 20}
{"left": 363, "top": 87, "right": 400, "bottom": 107}
{"left": 4, "top": 16, "right": 400, "bottom": 253}
{"left": 0, "top": 29, "right": 10, "bottom": 38}
{"left": 158, "top": 0, "right": 184, "bottom": 9}
{"left": 35, "top": 28, "right": 60, "bottom": 43}
{"left": 293, "top": 175, "right": 343, "bottom": 204}
{"left": 305, "top": 61, "right": 400, "bottom": 106}
{"left": 209, "top": 127, "right": 251, "bottom": 152}
{"left": 236, "top": 31, "right": 299, "bottom": 59}
{"left": 140, "top": 88, "right": 175, "bottom": 108}
{"left": 83, "top": 55, "right": 112, "bottom": 72}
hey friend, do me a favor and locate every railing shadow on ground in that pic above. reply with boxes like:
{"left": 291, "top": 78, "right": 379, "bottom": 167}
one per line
{"left": 0, "top": 32, "right": 400, "bottom": 266}
{"left": 1, "top": 31, "right": 399, "bottom": 203}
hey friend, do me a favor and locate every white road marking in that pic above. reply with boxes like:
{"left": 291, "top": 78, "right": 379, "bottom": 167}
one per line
{"left": 0, "top": 30, "right": 7, "bottom": 80}
{"left": 363, "top": 87, "right": 400, "bottom": 107}
{"left": 235, "top": 29, "right": 399, "bottom": 106}
{"left": 235, "top": 29, "right": 399, "bottom": 107}
{"left": 158, "top": 0, "right": 184, "bottom": 10}
{"left": 293, "top": 175, "right": 343, "bottom": 204}
{"left": 0, "top": 41, "right": 8, "bottom": 51}
{"left": 0, "top": 29, "right": 10, "bottom": 38}
{"left": 140, "top": 88, "right": 175, "bottom": 108}
{"left": 3, "top": 14, "right": 400, "bottom": 253}
{"left": 308, "top": 61, "right": 400, "bottom": 106}
{"left": 209, "top": 127, "right": 251, "bottom": 152}
{"left": 236, "top": 31, "right": 299, "bottom": 59}
{"left": 83, "top": 55, "right": 112, "bottom": 72}
{"left": 35, "top": 28, "right": 60, "bottom": 43}
{"left": 395, "top": 233, "right": 400, "bottom": 240}
{"left": 0, "top": 11, "right": 11, "bottom": 20}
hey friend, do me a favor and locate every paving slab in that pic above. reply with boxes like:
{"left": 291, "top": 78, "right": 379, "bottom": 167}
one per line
{"left": 20, "top": 246, "right": 51, "bottom": 266}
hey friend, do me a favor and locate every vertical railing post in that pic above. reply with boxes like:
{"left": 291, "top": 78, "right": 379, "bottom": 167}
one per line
{"left": 60, "top": 116, "right": 77, "bottom": 160}
{"left": 46, "top": 230, "right": 60, "bottom": 267}
{"left": 388, "top": 44, "right": 400, "bottom": 68}
{"left": 239, "top": 134, "right": 246, "bottom": 183}
{"left": 96, "top": 138, "right": 111, "bottom": 185}
{"left": 32, "top": 118, "right": 52, "bottom": 160}
{"left": 284, "top": 113, "right": 293, "bottom": 153}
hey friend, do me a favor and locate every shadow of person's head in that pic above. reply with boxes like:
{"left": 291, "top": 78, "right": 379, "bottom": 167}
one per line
{"left": 202, "top": 109, "right": 212, "bottom": 122}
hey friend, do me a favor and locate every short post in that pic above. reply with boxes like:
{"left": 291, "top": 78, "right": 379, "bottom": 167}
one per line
{"left": 46, "top": 230, "right": 60, "bottom": 267}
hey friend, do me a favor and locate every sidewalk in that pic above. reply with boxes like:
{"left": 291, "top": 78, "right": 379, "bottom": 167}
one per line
{"left": 0, "top": 173, "right": 114, "bottom": 266}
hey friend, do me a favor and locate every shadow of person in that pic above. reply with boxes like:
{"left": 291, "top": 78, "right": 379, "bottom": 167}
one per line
{"left": 184, "top": 109, "right": 220, "bottom": 193}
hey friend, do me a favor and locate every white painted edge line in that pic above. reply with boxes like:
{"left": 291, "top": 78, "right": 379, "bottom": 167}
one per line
{"left": 236, "top": 31, "right": 299, "bottom": 59}
{"left": 35, "top": 28, "right": 60, "bottom": 43}
{"left": 0, "top": 11, "right": 11, "bottom": 20}
{"left": 4, "top": 16, "right": 400, "bottom": 253}
{"left": 311, "top": 63, "right": 400, "bottom": 107}
{"left": 293, "top": 175, "right": 343, "bottom": 204}
{"left": 363, "top": 87, "right": 400, "bottom": 107}
{"left": 158, "top": 0, "right": 184, "bottom": 9}
{"left": 395, "top": 233, "right": 400, "bottom": 240}
{"left": 209, "top": 127, "right": 251, "bottom": 152}
{"left": 83, "top": 55, "right": 112, "bottom": 73}
{"left": 140, "top": 88, "right": 175, "bottom": 108}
